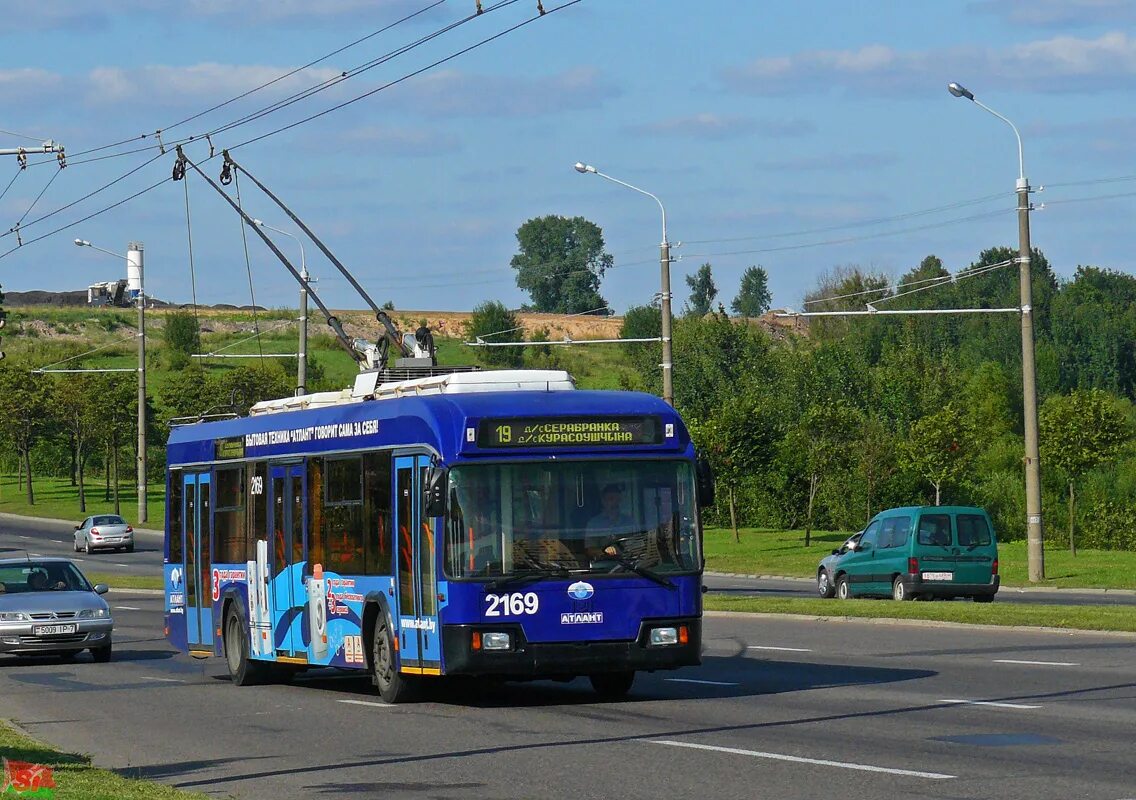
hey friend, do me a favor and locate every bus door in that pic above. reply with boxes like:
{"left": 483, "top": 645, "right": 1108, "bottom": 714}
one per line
{"left": 394, "top": 454, "right": 440, "bottom": 672}
{"left": 182, "top": 471, "right": 213, "bottom": 651}
{"left": 268, "top": 463, "right": 307, "bottom": 657}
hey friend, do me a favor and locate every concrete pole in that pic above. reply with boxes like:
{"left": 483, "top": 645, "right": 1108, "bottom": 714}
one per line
{"left": 128, "top": 243, "right": 147, "bottom": 524}
{"left": 298, "top": 266, "right": 308, "bottom": 396}
{"left": 659, "top": 241, "right": 674, "bottom": 406}
{"left": 1017, "top": 179, "right": 1045, "bottom": 581}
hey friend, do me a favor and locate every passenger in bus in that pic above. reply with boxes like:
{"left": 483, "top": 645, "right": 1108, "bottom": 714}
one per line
{"left": 585, "top": 484, "right": 635, "bottom": 560}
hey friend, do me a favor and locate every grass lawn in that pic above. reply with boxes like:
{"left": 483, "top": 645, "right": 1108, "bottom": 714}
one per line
{"left": 0, "top": 475, "right": 164, "bottom": 528}
{"left": 0, "top": 720, "right": 212, "bottom": 800}
{"left": 704, "top": 527, "right": 1136, "bottom": 590}
{"left": 705, "top": 594, "right": 1136, "bottom": 633}
{"left": 87, "top": 574, "right": 163, "bottom": 591}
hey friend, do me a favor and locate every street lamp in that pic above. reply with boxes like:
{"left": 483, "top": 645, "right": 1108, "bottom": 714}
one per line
{"left": 948, "top": 81, "right": 1045, "bottom": 581}
{"left": 74, "top": 237, "right": 148, "bottom": 524}
{"left": 253, "top": 219, "right": 309, "bottom": 396}
{"left": 573, "top": 162, "right": 674, "bottom": 406}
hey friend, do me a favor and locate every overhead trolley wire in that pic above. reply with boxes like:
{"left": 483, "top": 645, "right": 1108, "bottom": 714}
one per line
{"left": 231, "top": 170, "right": 264, "bottom": 360}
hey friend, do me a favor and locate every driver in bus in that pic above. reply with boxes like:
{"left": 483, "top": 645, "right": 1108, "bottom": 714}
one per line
{"left": 585, "top": 484, "right": 636, "bottom": 560}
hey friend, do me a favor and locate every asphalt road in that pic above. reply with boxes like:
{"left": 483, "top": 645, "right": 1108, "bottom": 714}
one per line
{"left": 0, "top": 595, "right": 1134, "bottom": 800}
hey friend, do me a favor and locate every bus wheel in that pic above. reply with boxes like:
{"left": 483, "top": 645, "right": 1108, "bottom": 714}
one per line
{"left": 589, "top": 671, "right": 635, "bottom": 699}
{"left": 225, "top": 608, "right": 266, "bottom": 686}
{"left": 372, "top": 617, "right": 415, "bottom": 704}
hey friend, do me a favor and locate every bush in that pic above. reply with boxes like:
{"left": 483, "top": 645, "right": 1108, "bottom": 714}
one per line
{"left": 464, "top": 301, "right": 524, "bottom": 368}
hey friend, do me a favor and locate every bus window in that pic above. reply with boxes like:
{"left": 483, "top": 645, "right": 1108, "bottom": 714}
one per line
{"left": 364, "top": 452, "right": 393, "bottom": 575}
{"left": 322, "top": 456, "right": 364, "bottom": 573}
{"left": 214, "top": 466, "right": 245, "bottom": 564}
{"left": 246, "top": 462, "right": 267, "bottom": 558}
{"left": 168, "top": 472, "right": 183, "bottom": 564}
{"left": 307, "top": 460, "right": 324, "bottom": 570}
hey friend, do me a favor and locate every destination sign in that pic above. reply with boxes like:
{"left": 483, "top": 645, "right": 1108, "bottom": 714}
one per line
{"left": 214, "top": 437, "right": 245, "bottom": 460}
{"left": 477, "top": 416, "right": 662, "bottom": 448}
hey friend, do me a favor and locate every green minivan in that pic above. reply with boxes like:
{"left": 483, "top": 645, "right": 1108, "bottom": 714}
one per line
{"left": 829, "top": 506, "right": 999, "bottom": 602}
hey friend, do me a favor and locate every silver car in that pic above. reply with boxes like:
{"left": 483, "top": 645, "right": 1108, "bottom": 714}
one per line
{"left": 74, "top": 514, "right": 135, "bottom": 553}
{"left": 0, "top": 557, "right": 113, "bottom": 661}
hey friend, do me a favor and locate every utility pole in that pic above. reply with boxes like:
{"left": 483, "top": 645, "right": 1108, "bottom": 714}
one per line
{"left": 129, "top": 243, "right": 147, "bottom": 524}
{"left": 298, "top": 264, "right": 308, "bottom": 396}
{"left": 659, "top": 239, "right": 674, "bottom": 406}
{"left": 949, "top": 82, "right": 1044, "bottom": 581}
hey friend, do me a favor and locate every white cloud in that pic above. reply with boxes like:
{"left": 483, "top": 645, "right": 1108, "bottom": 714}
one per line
{"left": 0, "top": 69, "right": 65, "bottom": 104}
{"left": 85, "top": 63, "right": 344, "bottom": 107}
{"left": 967, "top": 0, "right": 1136, "bottom": 28}
{"left": 723, "top": 32, "right": 1136, "bottom": 96}
{"left": 625, "top": 113, "right": 814, "bottom": 140}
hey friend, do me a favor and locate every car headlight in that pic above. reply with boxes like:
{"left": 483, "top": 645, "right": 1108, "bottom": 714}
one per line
{"left": 0, "top": 612, "right": 29, "bottom": 622}
{"left": 78, "top": 609, "right": 110, "bottom": 619}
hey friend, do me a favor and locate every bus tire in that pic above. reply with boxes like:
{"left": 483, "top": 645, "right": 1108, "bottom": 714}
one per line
{"left": 589, "top": 671, "right": 635, "bottom": 699}
{"left": 372, "top": 616, "right": 415, "bottom": 704}
{"left": 224, "top": 606, "right": 267, "bottom": 687}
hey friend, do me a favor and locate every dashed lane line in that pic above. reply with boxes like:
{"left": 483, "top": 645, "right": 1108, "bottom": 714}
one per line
{"left": 994, "top": 659, "right": 1080, "bottom": 667}
{"left": 651, "top": 740, "right": 955, "bottom": 779}
{"left": 337, "top": 699, "right": 396, "bottom": 709}
{"left": 747, "top": 645, "right": 813, "bottom": 653}
{"left": 939, "top": 699, "right": 1041, "bottom": 709}
{"left": 665, "top": 678, "right": 739, "bottom": 686}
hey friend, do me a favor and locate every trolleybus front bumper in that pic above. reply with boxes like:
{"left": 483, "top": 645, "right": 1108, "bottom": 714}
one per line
{"left": 441, "top": 617, "right": 701, "bottom": 677}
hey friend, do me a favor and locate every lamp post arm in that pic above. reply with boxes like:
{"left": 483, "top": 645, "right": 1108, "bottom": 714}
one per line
{"left": 594, "top": 171, "right": 668, "bottom": 245}
{"left": 80, "top": 242, "right": 126, "bottom": 261}
{"left": 972, "top": 98, "right": 1026, "bottom": 182}
{"left": 259, "top": 222, "right": 307, "bottom": 278}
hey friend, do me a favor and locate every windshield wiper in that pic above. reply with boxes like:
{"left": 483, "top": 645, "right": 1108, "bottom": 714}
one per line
{"left": 610, "top": 556, "right": 675, "bottom": 590}
{"left": 487, "top": 566, "right": 569, "bottom": 592}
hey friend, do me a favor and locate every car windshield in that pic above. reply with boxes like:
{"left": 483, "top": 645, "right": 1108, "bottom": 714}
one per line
{"left": 93, "top": 516, "right": 125, "bottom": 526}
{"left": 444, "top": 460, "right": 701, "bottom": 579}
{"left": 0, "top": 562, "right": 91, "bottom": 593}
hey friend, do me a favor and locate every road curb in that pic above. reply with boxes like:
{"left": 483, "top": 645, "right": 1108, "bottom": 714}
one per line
{"left": 704, "top": 609, "right": 1136, "bottom": 638}
{"left": 108, "top": 588, "right": 165, "bottom": 596}
{"left": 0, "top": 511, "right": 162, "bottom": 537}
{"left": 703, "top": 570, "right": 1136, "bottom": 596}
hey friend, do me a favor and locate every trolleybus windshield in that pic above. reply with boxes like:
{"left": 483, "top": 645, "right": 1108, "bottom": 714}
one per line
{"left": 444, "top": 460, "right": 700, "bottom": 579}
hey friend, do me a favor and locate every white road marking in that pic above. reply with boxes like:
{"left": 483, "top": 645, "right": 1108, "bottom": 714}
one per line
{"left": 665, "top": 678, "right": 738, "bottom": 686}
{"left": 115, "top": 564, "right": 129, "bottom": 567}
{"left": 114, "top": 606, "right": 142, "bottom": 611}
{"left": 337, "top": 699, "right": 395, "bottom": 709}
{"left": 651, "top": 741, "right": 955, "bottom": 780}
{"left": 994, "top": 659, "right": 1079, "bottom": 667}
{"left": 72, "top": 558, "right": 85, "bottom": 562}
{"left": 939, "top": 698, "right": 1041, "bottom": 709}
{"left": 18, "top": 536, "right": 29, "bottom": 540}
{"left": 748, "top": 645, "right": 813, "bottom": 653}
{"left": 140, "top": 676, "right": 184, "bottom": 683}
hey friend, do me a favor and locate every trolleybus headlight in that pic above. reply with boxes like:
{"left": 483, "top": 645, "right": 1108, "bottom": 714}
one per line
{"left": 649, "top": 626, "right": 679, "bottom": 646}
{"left": 482, "top": 632, "right": 512, "bottom": 651}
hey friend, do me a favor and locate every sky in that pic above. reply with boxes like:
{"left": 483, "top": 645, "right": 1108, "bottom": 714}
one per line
{"left": 1, "top": 0, "right": 1134, "bottom": 316}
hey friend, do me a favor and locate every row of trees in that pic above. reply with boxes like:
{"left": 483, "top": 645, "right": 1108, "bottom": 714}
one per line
{"left": 618, "top": 249, "right": 1136, "bottom": 551}
{"left": 509, "top": 215, "right": 772, "bottom": 319}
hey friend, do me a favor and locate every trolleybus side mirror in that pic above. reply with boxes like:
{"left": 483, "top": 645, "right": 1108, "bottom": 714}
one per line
{"left": 424, "top": 467, "right": 448, "bottom": 517}
{"left": 696, "top": 453, "right": 715, "bottom": 508}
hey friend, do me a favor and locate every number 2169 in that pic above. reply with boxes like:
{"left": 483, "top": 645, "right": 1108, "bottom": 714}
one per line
{"left": 484, "top": 592, "right": 539, "bottom": 617}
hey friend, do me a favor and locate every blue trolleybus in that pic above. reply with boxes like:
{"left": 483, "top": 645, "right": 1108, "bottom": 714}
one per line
{"left": 164, "top": 369, "right": 711, "bottom": 701}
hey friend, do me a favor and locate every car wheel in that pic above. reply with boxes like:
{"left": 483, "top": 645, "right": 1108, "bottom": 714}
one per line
{"left": 225, "top": 607, "right": 267, "bottom": 686}
{"left": 83, "top": 539, "right": 91, "bottom": 554}
{"left": 91, "top": 645, "right": 112, "bottom": 663}
{"left": 73, "top": 539, "right": 80, "bottom": 552}
{"left": 817, "top": 569, "right": 835, "bottom": 599}
{"left": 372, "top": 615, "right": 415, "bottom": 703}
{"left": 892, "top": 576, "right": 913, "bottom": 601}
{"left": 590, "top": 671, "right": 635, "bottom": 699}
{"left": 836, "top": 574, "right": 851, "bottom": 600}
{"left": 974, "top": 595, "right": 995, "bottom": 604}
{"left": 125, "top": 543, "right": 135, "bottom": 553}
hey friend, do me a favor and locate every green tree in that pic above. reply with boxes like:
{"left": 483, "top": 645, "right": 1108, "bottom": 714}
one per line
{"left": 510, "top": 215, "right": 612, "bottom": 313}
{"left": 1039, "top": 389, "right": 1129, "bottom": 555}
{"left": 88, "top": 374, "right": 135, "bottom": 513}
{"left": 163, "top": 312, "right": 201, "bottom": 370}
{"left": 1050, "top": 267, "right": 1136, "bottom": 398}
{"left": 53, "top": 377, "right": 100, "bottom": 513}
{"left": 0, "top": 365, "right": 50, "bottom": 504}
{"left": 731, "top": 265, "right": 772, "bottom": 317}
{"left": 857, "top": 417, "right": 897, "bottom": 524}
{"left": 464, "top": 301, "right": 525, "bottom": 368}
{"left": 796, "top": 400, "right": 863, "bottom": 546}
{"left": 684, "top": 263, "right": 717, "bottom": 317}
{"left": 902, "top": 404, "right": 976, "bottom": 506}
{"left": 619, "top": 304, "right": 661, "bottom": 390}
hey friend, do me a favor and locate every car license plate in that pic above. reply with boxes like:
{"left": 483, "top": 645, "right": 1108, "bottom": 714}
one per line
{"left": 34, "top": 624, "right": 78, "bottom": 636}
{"left": 922, "top": 571, "right": 953, "bottom": 581}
